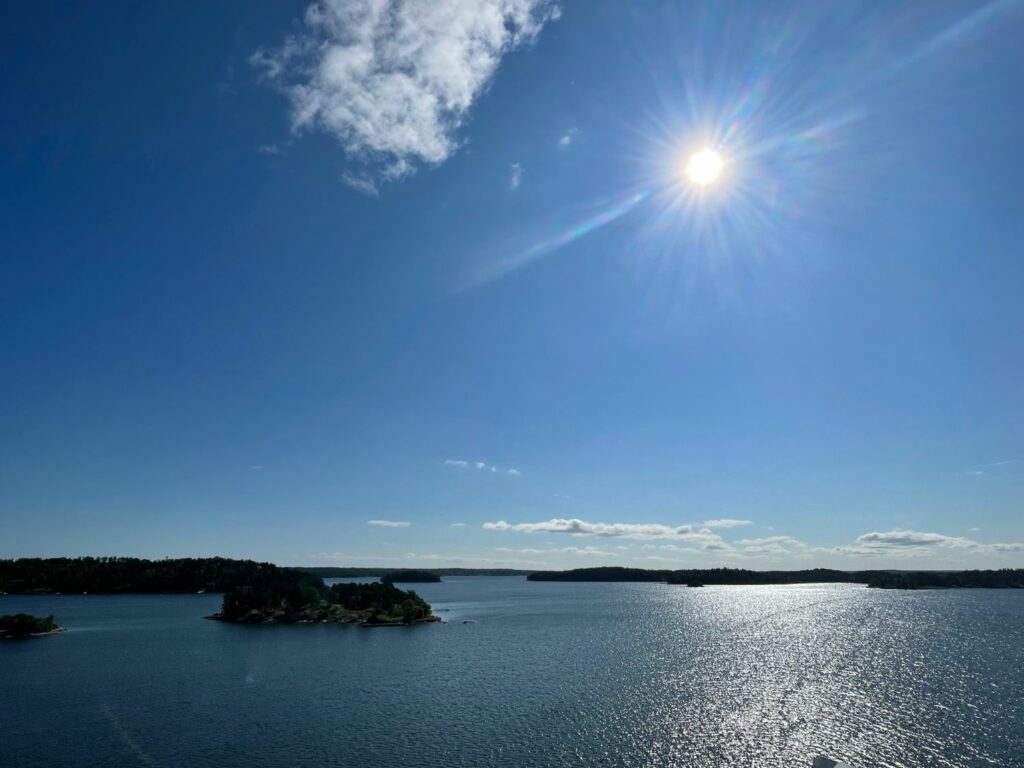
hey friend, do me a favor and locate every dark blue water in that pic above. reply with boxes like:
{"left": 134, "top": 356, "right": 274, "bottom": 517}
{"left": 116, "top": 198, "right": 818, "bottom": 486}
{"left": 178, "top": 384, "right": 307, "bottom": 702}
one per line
{"left": 2, "top": 578, "right": 1023, "bottom": 767}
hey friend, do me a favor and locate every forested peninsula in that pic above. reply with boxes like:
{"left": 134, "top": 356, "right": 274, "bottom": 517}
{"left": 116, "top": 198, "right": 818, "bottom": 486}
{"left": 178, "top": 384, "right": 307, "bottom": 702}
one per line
{"left": 0, "top": 558, "right": 439, "bottom": 627}
{"left": 0, "top": 557, "right": 299, "bottom": 595}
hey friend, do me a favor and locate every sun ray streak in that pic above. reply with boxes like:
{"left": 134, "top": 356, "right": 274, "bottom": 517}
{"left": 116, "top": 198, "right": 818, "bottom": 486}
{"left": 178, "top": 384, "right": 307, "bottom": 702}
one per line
{"left": 454, "top": 190, "right": 650, "bottom": 292}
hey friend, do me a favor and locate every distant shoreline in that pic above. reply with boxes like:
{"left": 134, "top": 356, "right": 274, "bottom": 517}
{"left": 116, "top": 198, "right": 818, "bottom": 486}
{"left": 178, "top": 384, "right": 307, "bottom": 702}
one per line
{"left": 3, "top": 558, "right": 1023, "bottom": 594}
{"left": 527, "top": 566, "right": 1024, "bottom": 590}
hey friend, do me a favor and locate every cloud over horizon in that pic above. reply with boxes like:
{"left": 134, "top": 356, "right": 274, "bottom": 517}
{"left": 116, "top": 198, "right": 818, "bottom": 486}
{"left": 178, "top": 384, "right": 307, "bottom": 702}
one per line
{"left": 843, "top": 529, "right": 1024, "bottom": 556}
{"left": 253, "top": 0, "right": 560, "bottom": 191}
{"left": 367, "top": 519, "right": 411, "bottom": 528}
{"left": 482, "top": 517, "right": 730, "bottom": 549}
{"left": 481, "top": 518, "right": 1024, "bottom": 564}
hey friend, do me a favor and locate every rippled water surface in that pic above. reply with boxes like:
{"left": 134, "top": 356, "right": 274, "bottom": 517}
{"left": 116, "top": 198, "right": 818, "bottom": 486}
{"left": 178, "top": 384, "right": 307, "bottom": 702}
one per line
{"left": 2, "top": 579, "right": 1023, "bottom": 767}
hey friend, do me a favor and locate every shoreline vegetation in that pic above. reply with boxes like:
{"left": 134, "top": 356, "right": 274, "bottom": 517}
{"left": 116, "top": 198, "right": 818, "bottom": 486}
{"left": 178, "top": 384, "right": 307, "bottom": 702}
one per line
{"left": 0, "top": 558, "right": 439, "bottom": 627}
{"left": 0, "top": 613, "right": 63, "bottom": 639}
{"left": 2, "top": 559, "right": 1023, "bottom": 598}
{"left": 380, "top": 569, "right": 442, "bottom": 584}
{"left": 528, "top": 566, "right": 1024, "bottom": 589}
{"left": 299, "top": 567, "right": 526, "bottom": 578}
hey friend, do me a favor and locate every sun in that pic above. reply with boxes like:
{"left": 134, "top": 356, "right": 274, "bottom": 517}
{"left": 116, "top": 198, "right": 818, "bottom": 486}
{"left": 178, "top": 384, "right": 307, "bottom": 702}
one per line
{"left": 685, "top": 148, "right": 723, "bottom": 186}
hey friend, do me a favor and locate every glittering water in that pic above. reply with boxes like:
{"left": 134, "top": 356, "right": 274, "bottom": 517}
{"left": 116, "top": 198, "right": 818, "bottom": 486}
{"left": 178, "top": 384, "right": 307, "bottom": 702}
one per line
{"left": 2, "top": 579, "right": 1023, "bottom": 767}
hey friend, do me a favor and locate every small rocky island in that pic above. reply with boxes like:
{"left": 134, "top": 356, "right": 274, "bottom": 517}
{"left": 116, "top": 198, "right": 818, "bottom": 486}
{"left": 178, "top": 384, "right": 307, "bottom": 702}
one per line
{"left": 209, "top": 576, "right": 438, "bottom": 626}
{"left": 0, "top": 613, "right": 63, "bottom": 639}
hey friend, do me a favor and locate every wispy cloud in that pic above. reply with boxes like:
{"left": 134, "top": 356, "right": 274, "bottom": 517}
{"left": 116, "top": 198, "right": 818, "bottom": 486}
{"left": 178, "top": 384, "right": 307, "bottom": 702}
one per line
{"left": 450, "top": 522, "right": 466, "bottom": 527}
{"left": 252, "top": 0, "right": 560, "bottom": 191}
{"left": 257, "top": 144, "right": 281, "bottom": 155}
{"left": 311, "top": 551, "right": 547, "bottom": 567}
{"left": 699, "top": 518, "right": 753, "bottom": 529}
{"left": 496, "top": 546, "right": 613, "bottom": 556}
{"left": 482, "top": 517, "right": 728, "bottom": 548}
{"left": 445, "top": 459, "right": 521, "bottom": 476}
{"left": 965, "top": 457, "right": 1019, "bottom": 476}
{"left": 508, "top": 162, "right": 523, "bottom": 190}
{"left": 735, "top": 535, "right": 812, "bottom": 557}
{"left": 558, "top": 127, "right": 577, "bottom": 147}
{"left": 837, "top": 529, "right": 1024, "bottom": 557}
{"left": 367, "top": 519, "right": 411, "bottom": 528}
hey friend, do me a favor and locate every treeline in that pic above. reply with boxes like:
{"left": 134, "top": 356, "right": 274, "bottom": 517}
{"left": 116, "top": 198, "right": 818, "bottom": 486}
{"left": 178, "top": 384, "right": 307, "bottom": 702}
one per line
{"left": 527, "top": 566, "right": 1024, "bottom": 589}
{"left": 299, "top": 567, "right": 528, "bottom": 578}
{"left": 866, "top": 569, "right": 1024, "bottom": 590}
{"left": 529, "top": 567, "right": 670, "bottom": 582}
{"left": 527, "top": 567, "right": 858, "bottom": 584}
{"left": 666, "top": 568, "right": 862, "bottom": 586}
{"left": 219, "top": 579, "right": 433, "bottom": 624}
{"left": 0, "top": 557, "right": 312, "bottom": 594}
{"left": 380, "top": 569, "right": 442, "bottom": 584}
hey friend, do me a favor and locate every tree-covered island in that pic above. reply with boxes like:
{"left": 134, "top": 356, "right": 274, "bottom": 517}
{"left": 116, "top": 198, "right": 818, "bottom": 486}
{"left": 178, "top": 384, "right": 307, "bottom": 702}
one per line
{"left": 0, "top": 614, "right": 62, "bottom": 639}
{"left": 211, "top": 578, "right": 438, "bottom": 626}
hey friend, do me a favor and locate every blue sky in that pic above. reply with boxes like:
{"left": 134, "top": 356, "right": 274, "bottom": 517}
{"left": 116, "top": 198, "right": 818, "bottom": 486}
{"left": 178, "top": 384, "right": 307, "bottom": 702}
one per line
{"left": 2, "top": 0, "right": 1023, "bottom": 569}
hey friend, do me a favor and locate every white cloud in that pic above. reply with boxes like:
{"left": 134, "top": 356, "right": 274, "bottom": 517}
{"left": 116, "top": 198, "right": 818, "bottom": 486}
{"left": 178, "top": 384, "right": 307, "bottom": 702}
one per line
{"left": 735, "top": 535, "right": 812, "bottom": 558}
{"left": 367, "top": 519, "right": 411, "bottom": 528}
{"left": 257, "top": 144, "right": 281, "bottom": 155}
{"left": 481, "top": 517, "right": 729, "bottom": 549}
{"left": 450, "top": 522, "right": 466, "bottom": 527}
{"left": 312, "top": 551, "right": 547, "bottom": 567}
{"left": 836, "top": 529, "right": 1024, "bottom": 557}
{"left": 558, "top": 127, "right": 577, "bottom": 146}
{"left": 446, "top": 458, "right": 520, "bottom": 475}
{"left": 699, "top": 518, "right": 753, "bottom": 529}
{"left": 508, "top": 162, "right": 523, "bottom": 190}
{"left": 253, "top": 0, "right": 560, "bottom": 191}
{"left": 496, "top": 546, "right": 613, "bottom": 556}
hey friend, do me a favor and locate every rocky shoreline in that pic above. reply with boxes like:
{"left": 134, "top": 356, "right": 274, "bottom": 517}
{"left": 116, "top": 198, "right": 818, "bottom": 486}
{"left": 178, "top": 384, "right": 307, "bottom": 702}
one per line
{"left": 206, "top": 607, "right": 441, "bottom": 627}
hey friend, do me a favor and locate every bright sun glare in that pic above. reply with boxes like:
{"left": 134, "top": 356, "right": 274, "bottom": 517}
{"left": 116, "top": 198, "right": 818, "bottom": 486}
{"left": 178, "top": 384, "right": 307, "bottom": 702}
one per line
{"left": 685, "top": 148, "right": 723, "bottom": 186}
